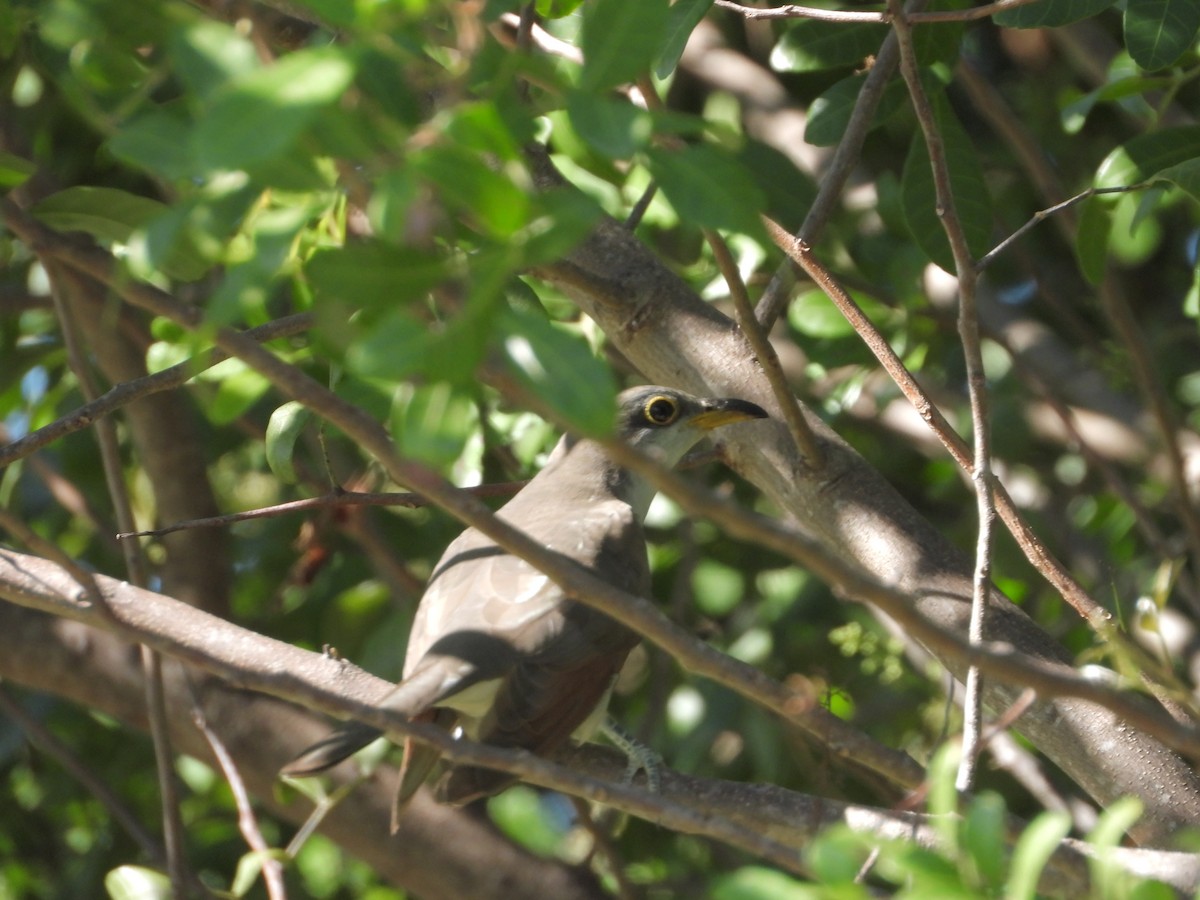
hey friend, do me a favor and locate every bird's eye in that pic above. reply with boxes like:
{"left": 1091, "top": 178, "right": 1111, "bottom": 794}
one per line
{"left": 644, "top": 396, "right": 679, "bottom": 425}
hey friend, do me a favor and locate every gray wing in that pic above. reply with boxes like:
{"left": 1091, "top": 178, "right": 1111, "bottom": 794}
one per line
{"left": 282, "top": 498, "right": 649, "bottom": 783}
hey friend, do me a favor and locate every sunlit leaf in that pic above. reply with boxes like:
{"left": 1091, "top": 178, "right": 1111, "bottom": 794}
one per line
{"left": 390, "top": 382, "right": 479, "bottom": 470}
{"left": 265, "top": 401, "right": 310, "bottom": 484}
{"left": 496, "top": 306, "right": 616, "bottom": 437}
{"left": 1154, "top": 157, "right": 1200, "bottom": 203}
{"left": 105, "top": 865, "right": 172, "bottom": 900}
{"left": 770, "top": 20, "right": 887, "bottom": 73}
{"left": 1095, "top": 126, "right": 1200, "bottom": 191}
{"left": 1006, "top": 811, "right": 1071, "bottom": 900}
{"left": 194, "top": 47, "right": 357, "bottom": 170}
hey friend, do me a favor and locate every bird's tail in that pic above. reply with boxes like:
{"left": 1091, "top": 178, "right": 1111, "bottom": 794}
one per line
{"left": 279, "top": 721, "right": 383, "bottom": 777}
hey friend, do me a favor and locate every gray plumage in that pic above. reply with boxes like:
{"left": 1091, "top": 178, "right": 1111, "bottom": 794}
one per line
{"left": 282, "top": 386, "right": 766, "bottom": 808}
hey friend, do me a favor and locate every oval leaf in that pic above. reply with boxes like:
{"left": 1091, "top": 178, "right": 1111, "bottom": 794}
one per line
{"left": 32, "top": 186, "right": 166, "bottom": 243}
{"left": 580, "top": 0, "right": 670, "bottom": 91}
{"left": 900, "top": 91, "right": 993, "bottom": 272}
{"left": 194, "top": 46, "right": 356, "bottom": 170}
{"left": 265, "top": 401, "right": 311, "bottom": 484}
{"left": 1095, "top": 126, "right": 1200, "bottom": 191}
{"left": 1125, "top": 0, "right": 1200, "bottom": 70}
{"left": 497, "top": 306, "right": 616, "bottom": 437}
{"left": 645, "top": 143, "right": 766, "bottom": 236}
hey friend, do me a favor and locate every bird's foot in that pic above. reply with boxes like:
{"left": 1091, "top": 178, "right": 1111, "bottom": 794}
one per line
{"left": 601, "top": 717, "right": 662, "bottom": 792}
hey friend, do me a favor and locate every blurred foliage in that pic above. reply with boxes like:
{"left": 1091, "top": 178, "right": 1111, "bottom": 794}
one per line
{"left": 1, "top": 0, "right": 1200, "bottom": 895}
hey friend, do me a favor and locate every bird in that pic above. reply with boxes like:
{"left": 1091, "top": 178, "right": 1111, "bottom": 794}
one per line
{"left": 282, "top": 385, "right": 767, "bottom": 813}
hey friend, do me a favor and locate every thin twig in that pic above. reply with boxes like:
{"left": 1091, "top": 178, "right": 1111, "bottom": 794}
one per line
{"left": 703, "top": 228, "right": 825, "bottom": 467}
{"left": 754, "top": 0, "right": 919, "bottom": 329}
{"left": 624, "top": 182, "right": 658, "bottom": 231}
{"left": 714, "top": 0, "right": 1042, "bottom": 24}
{"left": 0, "top": 507, "right": 104, "bottom": 609}
{"left": 887, "top": 0, "right": 993, "bottom": 791}
{"left": 976, "top": 186, "right": 1149, "bottom": 272}
{"left": 189, "top": 684, "right": 287, "bottom": 900}
{"left": 115, "top": 483, "right": 526, "bottom": 540}
{"left": 761, "top": 220, "right": 1113, "bottom": 628}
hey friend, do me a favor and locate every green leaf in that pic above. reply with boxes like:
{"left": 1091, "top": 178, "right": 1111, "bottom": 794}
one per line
{"left": 516, "top": 186, "right": 603, "bottom": 265}
{"left": 231, "top": 849, "right": 289, "bottom": 898}
{"left": 487, "top": 786, "right": 566, "bottom": 856}
{"left": 805, "top": 826, "right": 873, "bottom": 886}
{"left": 788, "top": 288, "right": 887, "bottom": 339}
{"left": 265, "top": 401, "right": 311, "bottom": 484}
{"left": 1125, "top": 0, "right": 1200, "bottom": 70}
{"left": 194, "top": 47, "right": 357, "bottom": 170}
{"left": 105, "top": 865, "right": 172, "bottom": 900}
{"left": 566, "top": 91, "right": 652, "bottom": 159}
{"left": 580, "top": 0, "right": 670, "bottom": 91}
{"left": 107, "top": 108, "right": 198, "bottom": 181}
{"left": 900, "top": 91, "right": 993, "bottom": 272}
{"left": 204, "top": 361, "right": 271, "bottom": 425}
{"left": 1095, "top": 126, "right": 1200, "bottom": 191}
{"left": 0, "top": 150, "right": 35, "bottom": 187}
{"left": 770, "top": 20, "right": 888, "bottom": 73}
{"left": 1107, "top": 190, "right": 1163, "bottom": 265}
{"left": 169, "top": 19, "right": 258, "bottom": 101}
{"left": 306, "top": 241, "right": 449, "bottom": 309}
{"left": 1005, "top": 811, "right": 1071, "bottom": 900}
{"left": 692, "top": 559, "right": 745, "bottom": 617}
{"left": 342, "top": 309, "right": 435, "bottom": 381}
{"left": 1084, "top": 797, "right": 1145, "bottom": 900}
{"left": 644, "top": 143, "right": 766, "bottom": 236}
{"left": 804, "top": 76, "right": 909, "bottom": 148}
{"left": 963, "top": 792, "right": 1008, "bottom": 890}
{"left": 496, "top": 306, "right": 616, "bottom": 437}
{"left": 415, "top": 145, "right": 531, "bottom": 238}
{"left": 1154, "top": 157, "right": 1200, "bottom": 202}
{"left": 736, "top": 142, "right": 817, "bottom": 233}
{"left": 31, "top": 186, "right": 166, "bottom": 244}
{"left": 912, "top": 0, "right": 967, "bottom": 67}
{"left": 994, "top": 0, "right": 1116, "bottom": 28}
{"left": 536, "top": 0, "right": 585, "bottom": 16}
{"left": 1075, "top": 194, "right": 1113, "bottom": 284}
{"left": 1087, "top": 795, "right": 1143, "bottom": 848}
{"left": 711, "top": 865, "right": 813, "bottom": 899}
{"left": 655, "top": 0, "right": 714, "bottom": 79}
{"left": 390, "top": 382, "right": 479, "bottom": 470}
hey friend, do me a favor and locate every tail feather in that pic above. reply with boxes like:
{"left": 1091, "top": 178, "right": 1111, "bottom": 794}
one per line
{"left": 281, "top": 657, "right": 474, "bottom": 779}
{"left": 280, "top": 721, "right": 382, "bottom": 777}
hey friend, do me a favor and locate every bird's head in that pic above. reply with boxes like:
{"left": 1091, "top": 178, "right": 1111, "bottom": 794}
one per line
{"left": 616, "top": 386, "right": 768, "bottom": 469}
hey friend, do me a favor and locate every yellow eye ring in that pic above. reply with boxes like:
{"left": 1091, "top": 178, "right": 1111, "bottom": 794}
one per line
{"left": 644, "top": 395, "right": 679, "bottom": 425}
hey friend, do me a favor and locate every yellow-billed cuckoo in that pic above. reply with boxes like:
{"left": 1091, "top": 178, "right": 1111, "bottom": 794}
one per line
{"left": 283, "top": 386, "right": 767, "bottom": 809}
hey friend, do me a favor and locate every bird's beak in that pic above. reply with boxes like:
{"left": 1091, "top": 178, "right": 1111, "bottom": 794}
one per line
{"left": 690, "top": 397, "right": 769, "bottom": 430}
